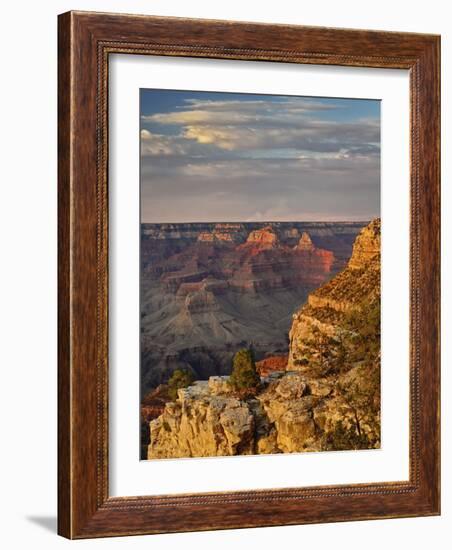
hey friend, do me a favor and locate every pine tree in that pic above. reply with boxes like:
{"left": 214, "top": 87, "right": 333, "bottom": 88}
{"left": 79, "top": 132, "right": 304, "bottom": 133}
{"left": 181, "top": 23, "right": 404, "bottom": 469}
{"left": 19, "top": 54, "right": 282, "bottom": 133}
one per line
{"left": 229, "top": 349, "right": 260, "bottom": 390}
{"left": 167, "top": 369, "right": 194, "bottom": 401}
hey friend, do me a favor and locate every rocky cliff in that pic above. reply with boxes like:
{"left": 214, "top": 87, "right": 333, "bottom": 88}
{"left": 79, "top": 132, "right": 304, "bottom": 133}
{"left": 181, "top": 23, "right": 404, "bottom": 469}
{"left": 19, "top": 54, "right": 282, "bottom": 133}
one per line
{"left": 288, "top": 218, "right": 380, "bottom": 370}
{"left": 148, "top": 362, "right": 379, "bottom": 458}
{"left": 149, "top": 379, "right": 255, "bottom": 458}
{"left": 141, "top": 222, "right": 361, "bottom": 393}
{"left": 146, "top": 220, "right": 381, "bottom": 458}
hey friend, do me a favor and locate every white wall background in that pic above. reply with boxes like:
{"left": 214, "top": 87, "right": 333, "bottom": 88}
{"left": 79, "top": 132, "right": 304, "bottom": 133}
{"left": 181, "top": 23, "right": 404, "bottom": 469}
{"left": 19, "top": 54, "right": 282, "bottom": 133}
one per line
{"left": 0, "top": 1, "right": 449, "bottom": 548}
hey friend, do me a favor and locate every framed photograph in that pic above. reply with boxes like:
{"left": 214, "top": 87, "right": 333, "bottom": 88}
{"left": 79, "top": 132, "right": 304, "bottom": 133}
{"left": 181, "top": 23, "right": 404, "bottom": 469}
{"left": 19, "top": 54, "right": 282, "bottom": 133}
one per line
{"left": 58, "top": 11, "right": 440, "bottom": 538}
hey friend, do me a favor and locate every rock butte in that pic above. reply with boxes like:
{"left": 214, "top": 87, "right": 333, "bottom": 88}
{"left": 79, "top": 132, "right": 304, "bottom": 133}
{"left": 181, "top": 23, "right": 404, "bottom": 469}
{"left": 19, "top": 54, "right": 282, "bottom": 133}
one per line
{"left": 243, "top": 226, "right": 279, "bottom": 247}
{"left": 296, "top": 232, "right": 315, "bottom": 251}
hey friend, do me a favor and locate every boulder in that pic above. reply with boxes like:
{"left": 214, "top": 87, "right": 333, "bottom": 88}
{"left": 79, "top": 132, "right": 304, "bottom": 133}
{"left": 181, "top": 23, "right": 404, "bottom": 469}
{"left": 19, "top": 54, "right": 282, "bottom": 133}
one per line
{"left": 148, "top": 391, "right": 254, "bottom": 459}
{"left": 208, "top": 375, "right": 232, "bottom": 395}
{"left": 275, "top": 373, "right": 308, "bottom": 400}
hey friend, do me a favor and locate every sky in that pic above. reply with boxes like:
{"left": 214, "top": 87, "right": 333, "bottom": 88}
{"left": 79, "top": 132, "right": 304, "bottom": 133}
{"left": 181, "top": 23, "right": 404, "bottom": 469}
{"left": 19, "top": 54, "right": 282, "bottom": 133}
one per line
{"left": 140, "top": 89, "right": 380, "bottom": 223}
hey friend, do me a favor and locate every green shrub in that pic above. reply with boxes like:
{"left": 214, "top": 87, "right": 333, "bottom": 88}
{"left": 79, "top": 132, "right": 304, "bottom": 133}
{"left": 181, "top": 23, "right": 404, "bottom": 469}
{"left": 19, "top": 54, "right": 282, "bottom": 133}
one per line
{"left": 229, "top": 349, "right": 260, "bottom": 391}
{"left": 167, "top": 369, "right": 194, "bottom": 401}
{"left": 322, "top": 420, "right": 372, "bottom": 451}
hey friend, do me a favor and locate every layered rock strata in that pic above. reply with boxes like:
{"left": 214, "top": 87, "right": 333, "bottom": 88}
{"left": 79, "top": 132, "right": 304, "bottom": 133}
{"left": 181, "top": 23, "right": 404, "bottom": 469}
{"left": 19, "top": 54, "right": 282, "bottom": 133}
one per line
{"left": 288, "top": 218, "right": 381, "bottom": 369}
{"left": 140, "top": 221, "right": 369, "bottom": 394}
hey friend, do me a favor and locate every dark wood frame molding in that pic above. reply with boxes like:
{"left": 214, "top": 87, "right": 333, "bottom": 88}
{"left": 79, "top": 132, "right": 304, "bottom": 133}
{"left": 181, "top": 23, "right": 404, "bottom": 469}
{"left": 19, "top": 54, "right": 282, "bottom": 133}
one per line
{"left": 58, "top": 11, "right": 440, "bottom": 538}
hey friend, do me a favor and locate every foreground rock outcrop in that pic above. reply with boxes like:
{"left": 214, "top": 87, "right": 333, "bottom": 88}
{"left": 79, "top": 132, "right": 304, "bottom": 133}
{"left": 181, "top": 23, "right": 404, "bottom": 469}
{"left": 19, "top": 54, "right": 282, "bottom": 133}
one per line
{"left": 147, "top": 374, "right": 315, "bottom": 458}
{"left": 149, "top": 380, "right": 255, "bottom": 458}
{"left": 148, "top": 361, "right": 379, "bottom": 459}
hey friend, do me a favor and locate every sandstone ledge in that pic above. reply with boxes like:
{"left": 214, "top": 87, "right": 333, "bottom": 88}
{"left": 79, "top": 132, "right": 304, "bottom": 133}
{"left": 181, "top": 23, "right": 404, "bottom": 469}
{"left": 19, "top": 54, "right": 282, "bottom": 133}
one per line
{"left": 147, "top": 369, "right": 379, "bottom": 459}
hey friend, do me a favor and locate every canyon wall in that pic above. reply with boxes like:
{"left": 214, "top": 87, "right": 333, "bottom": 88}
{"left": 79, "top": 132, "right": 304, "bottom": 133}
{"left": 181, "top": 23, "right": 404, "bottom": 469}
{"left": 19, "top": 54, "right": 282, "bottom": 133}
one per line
{"left": 147, "top": 219, "right": 381, "bottom": 458}
{"left": 140, "top": 221, "right": 367, "bottom": 393}
{"left": 288, "top": 218, "right": 381, "bottom": 369}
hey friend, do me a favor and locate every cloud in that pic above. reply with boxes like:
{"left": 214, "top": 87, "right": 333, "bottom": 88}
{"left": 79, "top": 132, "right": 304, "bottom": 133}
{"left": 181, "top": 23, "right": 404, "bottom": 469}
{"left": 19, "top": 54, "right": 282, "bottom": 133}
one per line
{"left": 140, "top": 129, "right": 152, "bottom": 139}
{"left": 140, "top": 129, "right": 200, "bottom": 157}
{"left": 140, "top": 93, "right": 380, "bottom": 222}
{"left": 141, "top": 97, "right": 379, "bottom": 158}
{"left": 183, "top": 126, "right": 240, "bottom": 150}
{"left": 142, "top": 98, "right": 340, "bottom": 128}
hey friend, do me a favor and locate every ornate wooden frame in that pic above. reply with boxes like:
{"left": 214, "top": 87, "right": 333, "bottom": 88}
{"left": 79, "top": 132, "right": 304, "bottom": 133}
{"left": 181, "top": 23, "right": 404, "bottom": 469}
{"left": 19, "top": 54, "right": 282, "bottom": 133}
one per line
{"left": 58, "top": 11, "right": 440, "bottom": 538}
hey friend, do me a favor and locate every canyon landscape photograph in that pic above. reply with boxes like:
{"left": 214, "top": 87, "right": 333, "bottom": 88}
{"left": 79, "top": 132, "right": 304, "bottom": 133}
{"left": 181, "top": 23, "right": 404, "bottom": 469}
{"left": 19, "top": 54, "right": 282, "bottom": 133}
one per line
{"left": 140, "top": 89, "right": 381, "bottom": 460}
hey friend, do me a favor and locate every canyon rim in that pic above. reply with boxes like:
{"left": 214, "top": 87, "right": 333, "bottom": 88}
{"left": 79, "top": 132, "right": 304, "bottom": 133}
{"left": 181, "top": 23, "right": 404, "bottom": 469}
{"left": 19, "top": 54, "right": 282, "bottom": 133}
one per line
{"left": 140, "top": 89, "right": 381, "bottom": 459}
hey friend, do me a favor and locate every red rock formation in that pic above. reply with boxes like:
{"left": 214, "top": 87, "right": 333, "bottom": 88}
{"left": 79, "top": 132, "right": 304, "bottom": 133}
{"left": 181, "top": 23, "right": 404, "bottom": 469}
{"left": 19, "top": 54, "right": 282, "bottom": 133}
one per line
{"left": 197, "top": 232, "right": 217, "bottom": 243}
{"left": 256, "top": 355, "right": 288, "bottom": 376}
{"left": 143, "top": 223, "right": 366, "bottom": 297}
{"left": 296, "top": 232, "right": 314, "bottom": 251}
{"left": 242, "top": 226, "right": 279, "bottom": 248}
{"left": 141, "top": 384, "right": 171, "bottom": 422}
{"left": 155, "top": 239, "right": 331, "bottom": 295}
{"left": 292, "top": 246, "right": 335, "bottom": 286}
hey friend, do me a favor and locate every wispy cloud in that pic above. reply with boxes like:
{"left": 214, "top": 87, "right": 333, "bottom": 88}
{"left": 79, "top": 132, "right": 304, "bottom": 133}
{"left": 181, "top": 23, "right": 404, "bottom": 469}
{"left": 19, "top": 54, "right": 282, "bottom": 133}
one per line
{"left": 141, "top": 97, "right": 379, "bottom": 157}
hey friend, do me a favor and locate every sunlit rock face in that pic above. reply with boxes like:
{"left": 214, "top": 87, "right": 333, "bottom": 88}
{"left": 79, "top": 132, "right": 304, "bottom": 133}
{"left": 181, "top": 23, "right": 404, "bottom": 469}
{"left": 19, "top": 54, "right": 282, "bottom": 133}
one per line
{"left": 148, "top": 381, "right": 255, "bottom": 459}
{"left": 147, "top": 360, "right": 379, "bottom": 459}
{"left": 243, "top": 225, "right": 279, "bottom": 247}
{"left": 295, "top": 232, "right": 315, "bottom": 251}
{"left": 288, "top": 218, "right": 381, "bottom": 371}
{"left": 347, "top": 218, "right": 381, "bottom": 270}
